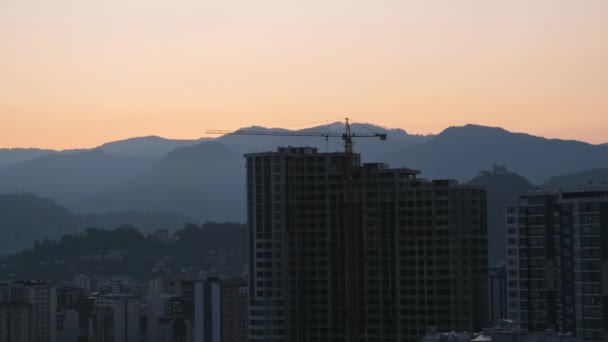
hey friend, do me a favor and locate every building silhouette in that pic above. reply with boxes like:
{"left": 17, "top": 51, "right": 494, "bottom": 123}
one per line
{"left": 0, "top": 280, "right": 57, "bottom": 342}
{"left": 506, "top": 188, "right": 608, "bottom": 342}
{"left": 92, "top": 295, "right": 141, "bottom": 342}
{"left": 218, "top": 279, "right": 248, "bottom": 342}
{"left": 0, "top": 301, "right": 33, "bottom": 342}
{"left": 194, "top": 277, "right": 248, "bottom": 342}
{"left": 489, "top": 264, "right": 508, "bottom": 326}
{"left": 146, "top": 279, "right": 196, "bottom": 342}
{"left": 246, "top": 147, "right": 488, "bottom": 341}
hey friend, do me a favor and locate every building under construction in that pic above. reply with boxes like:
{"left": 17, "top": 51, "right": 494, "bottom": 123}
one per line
{"left": 246, "top": 146, "right": 488, "bottom": 341}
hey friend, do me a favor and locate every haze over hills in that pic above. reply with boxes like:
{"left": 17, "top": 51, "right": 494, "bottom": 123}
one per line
{"left": 542, "top": 168, "right": 608, "bottom": 189}
{"left": 0, "top": 148, "right": 56, "bottom": 168}
{"left": 0, "top": 193, "right": 196, "bottom": 254}
{"left": 212, "top": 122, "right": 432, "bottom": 159}
{"left": 0, "top": 122, "right": 429, "bottom": 166}
{"left": 98, "top": 136, "right": 206, "bottom": 159}
{"left": 77, "top": 141, "right": 243, "bottom": 221}
{"left": 0, "top": 149, "right": 153, "bottom": 208}
{"left": 467, "top": 167, "right": 536, "bottom": 268}
{"left": 385, "top": 124, "right": 608, "bottom": 184}
{"left": 0, "top": 193, "right": 76, "bottom": 254}
{"left": 1, "top": 122, "right": 608, "bottom": 223}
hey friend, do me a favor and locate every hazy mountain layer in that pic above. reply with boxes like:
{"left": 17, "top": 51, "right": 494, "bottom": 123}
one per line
{"left": 542, "top": 168, "right": 608, "bottom": 189}
{"left": 0, "top": 148, "right": 55, "bottom": 168}
{"left": 388, "top": 125, "right": 608, "bottom": 184}
{"left": 0, "top": 150, "right": 153, "bottom": 208}
{"left": 77, "top": 141, "right": 244, "bottom": 221}
{"left": 0, "top": 193, "right": 196, "bottom": 254}
{"left": 98, "top": 136, "right": 206, "bottom": 159}
{"left": 213, "top": 122, "right": 431, "bottom": 162}
{"left": 2, "top": 123, "right": 607, "bottom": 223}
{"left": 467, "top": 169, "right": 536, "bottom": 267}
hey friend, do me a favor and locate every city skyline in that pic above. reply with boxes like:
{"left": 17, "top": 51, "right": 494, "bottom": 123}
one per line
{"left": 2, "top": 0, "right": 607, "bottom": 149}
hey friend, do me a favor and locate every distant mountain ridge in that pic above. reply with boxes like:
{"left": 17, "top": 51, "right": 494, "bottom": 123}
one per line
{"left": 77, "top": 141, "right": 243, "bottom": 221}
{"left": 467, "top": 167, "right": 536, "bottom": 267}
{"left": 211, "top": 121, "right": 432, "bottom": 160}
{"left": 98, "top": 136, "right": 207, "bottom": 159}
{"left": 386, "top": 124, "right": 608, "bottom": 184}
{"left": 542, "top": 168, "right": 608, "bottom": 189}
{"left": 0, "top": 149, "right": 153, "bottom": 208}
{"left": 0, "top": 192, "right": 196, "bottom": 254}
{"left": 1, "top": 123, "right": 607, "bottom": 223}
{"left": 0, "top": 148, "right": 55, "bottom": 168}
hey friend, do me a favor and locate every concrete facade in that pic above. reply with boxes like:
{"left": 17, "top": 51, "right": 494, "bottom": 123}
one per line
{"left": 0, "top": 280, "right": 57, "bottom": 342}
{"left": 506, "top": 188, "right": 608, "bottom": 342}
{"left": 247, "top": 147, "right": 488, "bottom": 341}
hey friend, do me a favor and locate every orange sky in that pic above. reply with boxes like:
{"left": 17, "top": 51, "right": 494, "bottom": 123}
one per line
{"left": 1, "top": 0, "right": 607, "bottom": 150}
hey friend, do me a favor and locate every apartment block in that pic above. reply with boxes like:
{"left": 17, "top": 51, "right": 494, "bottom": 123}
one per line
{"left": 0, "top": 301, "right": 33, "bottom": 342}
{"left": 92, "top": 295, "right": 141, "bottom": 342}
{"left": 489, "top": 264, "right": 508, "bottom": 326}
{"left": 246, "top": 147, "right": 488, "bottom": 341}
{"left": 0, "top": 280, "right": 57, "bottom": 342}
{"left": 506, "top": 188, "right": 608, "bottom": 342}
{"left": 194, "top": 277, "right": 248, "bottom": 342}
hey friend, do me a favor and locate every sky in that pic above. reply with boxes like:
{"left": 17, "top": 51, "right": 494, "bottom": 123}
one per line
{"left": 1, "top": 0, "right": 607, "bottom": 150}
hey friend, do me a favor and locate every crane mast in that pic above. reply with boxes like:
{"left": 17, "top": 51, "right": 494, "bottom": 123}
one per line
{"left": 342, "top": 118, "right": 359, "bottom": 341}
{"left": 206, "top": 118, "right": 385, "bottom": 341}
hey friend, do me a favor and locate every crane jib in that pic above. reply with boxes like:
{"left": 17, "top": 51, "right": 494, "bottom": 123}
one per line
{"left": 205, "top": 118, "right": 386, "bottom": 341}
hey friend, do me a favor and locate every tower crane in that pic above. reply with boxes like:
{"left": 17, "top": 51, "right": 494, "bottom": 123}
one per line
{"left": 206, "top": 118, "right": 386, "bottom": 341}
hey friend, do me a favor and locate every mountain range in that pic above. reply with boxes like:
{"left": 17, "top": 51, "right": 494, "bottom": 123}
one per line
{"left": 1, "top": 122, "right": 607, "bottom": 224}
{"left": 467, "top": 168, "right": 536, "bottom": 267}
{"left": 0, "top": 193, "right": 196, "bottom": 254}
{"left": 542, "top": 168, "right": 608, "bottom": 189}
{"left": 0, "top": 148, "right": 55, "bottom": 168}
{"left": 98, "top": 136, "right": 208, "bottom": 159}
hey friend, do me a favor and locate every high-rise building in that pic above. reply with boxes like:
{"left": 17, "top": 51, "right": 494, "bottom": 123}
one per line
{"left": 246, "top": 147, "right": 488, "bottom": 341}
{"left": 92, "top": 295, "right": 141, "bottom": 342}
{"left": 146, "top": 278, "right": 199, "bottom": 342}
{"left": 506, "top": 188, "right": 608, "bottom": 342}
{"left": 156, "top": 316, "right": 193, "bottom": 342}
{"left": 194, "top": 280, "right": 220, "bottom": 342}
{"left": 149, "top": 278, "right": 170, "bottom": 295}
{"left": 56, "top": 309, "right": 79, "bottom": 342}
{"left": 0, "top": 280, "right": 57, "bottom": 342}
{"left": 219, "top": 279, "right": 248, "bottom": 342}
{"left": 488, "top": 264, "right": 508, "bottom": 326}
{"left": 78, "top": 296, "right": 96, "bottom": 341}
{"left": 194, "top": 277, "right": 248, "bottom": 342}
{"left": 0, "top": 301, "right": 33, "bottom": 342}
{"left": 73, "top": 274, "right": 102, "bottom": 293}
{"left": 56, "top": 287, "right": 83, "bottom": 311}
{"left": 147, "top": 293, "right": 177, "bottom": 341}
